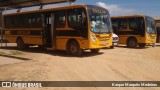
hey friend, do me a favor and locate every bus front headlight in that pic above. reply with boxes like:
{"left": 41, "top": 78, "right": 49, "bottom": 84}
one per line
{"left": 90, "top": 34, "right": 96, "bottom": 42}
{"left": 146, "top": 34, "right": 150, "bottom": 39}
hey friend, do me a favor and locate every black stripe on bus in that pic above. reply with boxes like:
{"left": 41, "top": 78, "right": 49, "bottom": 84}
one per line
{"left": 3, "top": 30, "right": 42, "bottom": 36}
{"left": 118, "top": 31, "right": 140, "bottom": 35}
{"left": 56, "top": 30, "right": 82, "bottom": 37}
{"left": 3, "top": 30, "right": 82, "bottom": 37}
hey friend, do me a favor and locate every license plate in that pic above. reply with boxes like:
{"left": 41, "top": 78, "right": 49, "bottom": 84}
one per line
{"left": 151, "top": 40, "right": 154, "bottom": 42}
{"left": 114, "top": 43, "right": 118, "bottom": 46}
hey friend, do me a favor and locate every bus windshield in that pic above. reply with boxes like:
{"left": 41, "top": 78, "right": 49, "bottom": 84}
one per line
{"left": 87, "top": 5, "right": 112, "bottom": 34}
{"left": 146, "top": 17, "right": 156, "bottom": 34}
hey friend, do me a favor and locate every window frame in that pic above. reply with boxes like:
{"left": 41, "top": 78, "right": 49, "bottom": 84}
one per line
{"left": 55, "top": 10, "right": 66, "bottom": 28}
{"left": 67, "top": 8, "right": 85, "bottom": 30}
{"left": 118, "top": 19, "right": 128, "bottom": 31}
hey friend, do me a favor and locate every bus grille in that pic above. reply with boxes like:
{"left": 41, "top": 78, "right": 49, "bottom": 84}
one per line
{"left": 97, "top": 37, "right": 109, "bottom": 41}
{"left": 113, "top": 37, "right": 118, "bottom": 41}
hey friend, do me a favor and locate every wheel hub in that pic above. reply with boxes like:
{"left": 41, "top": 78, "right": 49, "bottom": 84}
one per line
{"left": 70, "top": 44, "right": 77, "bottom": 53}
{"left": 130, "top": 41, "right": 135, "bottom": 46}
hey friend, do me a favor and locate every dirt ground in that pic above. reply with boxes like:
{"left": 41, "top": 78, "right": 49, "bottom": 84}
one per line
{"left": 0, "top": 43, "right": 160, "bottom": 90}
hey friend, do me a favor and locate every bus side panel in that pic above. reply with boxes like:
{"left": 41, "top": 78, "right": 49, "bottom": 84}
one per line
{"left": 23, "top": 36, "right": 43, "bottom": 45}
{"left": 3, "top": 35, "right": 43, "bottom": 45}
{"left": 56, "top": 36, "right": 89, "bottom": 50}
{"left": 138, "top": 37, "right": 146, "bottom": 43}
{"left": 3, "top": 35, "right": 17, "bottom": 43}
{"left": 78, "top": 39, "right": 89, "bottom": 49}
{"left": 56, "top": 38, "right": 68, "bottom": 50}
{"left": 118, "top": 35, "right": 128, "bottom": 44}
{"left": 119, "top": 35, "right": 146, "bottom": 44}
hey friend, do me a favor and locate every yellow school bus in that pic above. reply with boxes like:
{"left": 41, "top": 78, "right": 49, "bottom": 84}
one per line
{"left": 2, "top": 5, "right": 113, "bottom": 56}
{"left": 155, "top": 18, "right": 160, "bottom": 43}
{"left": 111, "top": 15, "right": 156, "bottom": 48}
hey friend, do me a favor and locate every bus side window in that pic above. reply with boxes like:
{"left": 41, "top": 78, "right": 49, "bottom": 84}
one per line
{"left": 119, "top": 19, "right": 127, "bottom": 30}
{"left": 129, "top": 18, "right": 140, "bottom": 31}
{"left": 29, "top": 13, "right": 42, "bottom": 28}
{"left": 55, "top": 11, "right": 66, "bottom": 28}
{"left": 111, "top": 19, "right": 118, "bottom": 34}
{"left": 129, "top": 17, "right": 145, "bottom": 36}
{"left": 67, "top": 8, "right": 83, "bottom": 30}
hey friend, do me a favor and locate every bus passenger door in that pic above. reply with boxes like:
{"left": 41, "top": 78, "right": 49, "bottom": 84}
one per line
{"left": 42, "top": 13, "right": 56, "bottom": 49}
{"left": 51, "top": 13, "right": 56, "bottom": 49}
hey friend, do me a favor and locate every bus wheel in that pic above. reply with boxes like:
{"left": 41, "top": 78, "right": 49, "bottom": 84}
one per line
{"left": 90, "top": 49, "right": 100, "bottom": 53}
{"left": 68, "top": 41, "right": 82, "bottom": 56}
{"left": 127, "top": 38, "right": 137, "bottom": 48}
{"left": 17, "top": 38, "right": 26, "bottom": 50}
{"left": 138, "top": 43, "right": 146, "bottom": 48}
{"left": 38, "top": 45, "right": 43, "bottom": 48}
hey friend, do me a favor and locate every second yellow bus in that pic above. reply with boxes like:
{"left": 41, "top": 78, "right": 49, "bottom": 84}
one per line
{"left": 111, "top": 15, "right": 156, "bottom": 48}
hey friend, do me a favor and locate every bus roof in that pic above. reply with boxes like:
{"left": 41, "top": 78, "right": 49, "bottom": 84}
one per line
{"left": 3, "top": 4, "right": 100, "bottom": 16}
{"left": 155, "top": 18, "right": 160, "bottom": 21}
{"left": 3, "top": 4, "right": 88, "bottom": 16}
{"left": 111, "top": 14, "right": 148, "bottom": 18}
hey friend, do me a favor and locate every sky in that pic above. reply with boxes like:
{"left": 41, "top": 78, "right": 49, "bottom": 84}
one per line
{"left": 2, "top": 0, "right": 160, "bottom": 18}
{"left": 74, "top": 0, "right": 160, "bottom": 18}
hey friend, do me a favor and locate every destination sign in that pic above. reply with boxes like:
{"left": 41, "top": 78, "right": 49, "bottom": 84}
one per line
{"left": 91, "top": 8, "right": 106, "bottom": 14}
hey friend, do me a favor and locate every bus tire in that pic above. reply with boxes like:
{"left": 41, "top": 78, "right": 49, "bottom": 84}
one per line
{"left": 17, "top": 38, "right": 27, "bottom": 50}
{"left": 38, "top": 45, "right": 43, "bottom": 48}
{"left": 90, "top": 49, "right": 100, "bottom": 53}
{"left": 68, "top": 40, "right": 82, "bottom": 56}
{"left": 127, "top": 38, "right": 137, "bottom": 48}
{"left": 138, "top": 43, "right": 146, "bottom": 48}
